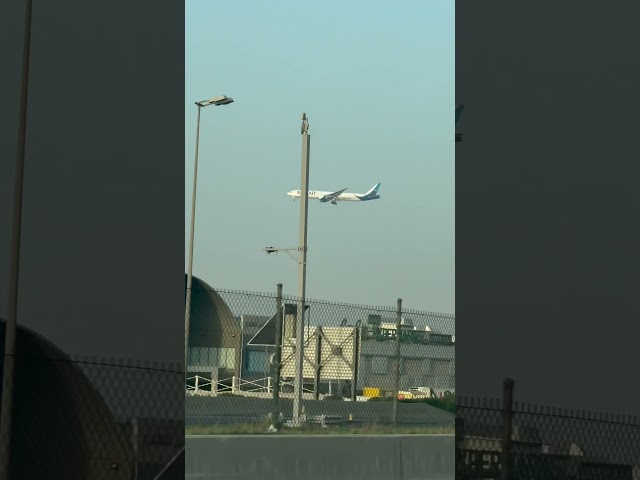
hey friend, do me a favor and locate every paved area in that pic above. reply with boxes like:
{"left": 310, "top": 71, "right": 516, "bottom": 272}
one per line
{"left": 186, "top": 434, "right": 455, "bottom": 480}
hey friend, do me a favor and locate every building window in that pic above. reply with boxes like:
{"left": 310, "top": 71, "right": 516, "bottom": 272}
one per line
{"left": 188, "top": 347, "right": 235, "bottom": 370}
{"left": 245, "top": 350, "right": 269, "bottom": 374}
{"left": 371, "top": 356, "right": 388, "bottom": 375}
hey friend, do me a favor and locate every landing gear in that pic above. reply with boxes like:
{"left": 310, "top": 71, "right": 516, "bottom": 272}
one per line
{"left": 331, "top": 200, "right": 337, "bottom": 205}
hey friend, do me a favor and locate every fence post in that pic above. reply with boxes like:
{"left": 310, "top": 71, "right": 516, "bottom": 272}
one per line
{"left": 392, "top": 298, "right": 402, "bottom": 425}
{"left": 269, "top": 283, "right": 284, "bottom": 432}
{"left": 501, "top": 378, "right": 515, "bottom": 480}
{"left": 314, "top": 327, "right": 322, "bottom": 400}
{"left": 194, "top": 375, "right": 199, "bottom": 393}
{"left": 211, "top": 368, "right": 218, "bottom": 395}
{"left": 131, "top": 417, "right": 139, "bottom": 480}
{"left": 351, "top": 326, "right": 360, "bottom": 402}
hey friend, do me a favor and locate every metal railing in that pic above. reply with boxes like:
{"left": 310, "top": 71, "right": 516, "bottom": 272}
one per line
{"left": 188, "top": 374, "right": 334, "bottom": 399}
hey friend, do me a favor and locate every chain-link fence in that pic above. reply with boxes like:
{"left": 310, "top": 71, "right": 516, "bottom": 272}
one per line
{"left": 185, "top": 283, "right": 456, "bottom": 434}
{"left": 3, "top": 339, "right": 183, "bottom": 480}
{"left": 456, "top": 388, "right": 640, "bottom": 480}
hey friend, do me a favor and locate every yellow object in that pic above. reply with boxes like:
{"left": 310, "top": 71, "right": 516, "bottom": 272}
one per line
{"left": 363, "top": 387, "right": 381, "bottom": 398}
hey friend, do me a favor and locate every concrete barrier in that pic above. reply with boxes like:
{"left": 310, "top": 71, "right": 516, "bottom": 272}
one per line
{"left": 185, "top": 434, "right": 454, "bottom": 480}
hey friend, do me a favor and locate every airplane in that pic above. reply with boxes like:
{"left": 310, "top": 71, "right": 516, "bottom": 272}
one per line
{"left": 286, "top": 183, "right": 381, "bottom": 205}
{"left": 456, "top": 105, "right": 464, "bottom": 142}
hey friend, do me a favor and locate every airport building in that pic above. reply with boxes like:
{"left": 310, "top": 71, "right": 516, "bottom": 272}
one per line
{"left": 357, "top": 314, "right": 455, "bottom": 396}
{"left": 185, "top": 275, "right": 455, "bottom": 397}
{"left": 184, "top": 274, "right": 242, "bottom": 383}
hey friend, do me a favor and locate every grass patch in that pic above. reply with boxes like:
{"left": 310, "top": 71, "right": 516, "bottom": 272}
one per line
{"left": 186, "top": 423, "right": 454, "bottom": 435}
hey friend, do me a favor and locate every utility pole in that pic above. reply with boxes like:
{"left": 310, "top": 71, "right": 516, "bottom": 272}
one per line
{"left": 184, "top": 104, "right": 202, "bottom": 383}
{"left": 269, "top": 284, "right": 284, "bottom": 432}
{"left": 293, "top": 113, "right": 310, "bottom": 426}
{"left": 0, "top": 1, "right": 33, "bottom": 478}
{"left": 392, "top": 298, "right": 402, "bottom": 425}
{"left": 184, "top": 95, "right": 233, "bottom": 383}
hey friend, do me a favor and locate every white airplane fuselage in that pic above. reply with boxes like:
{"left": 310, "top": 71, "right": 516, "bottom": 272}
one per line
{"left": 288, "top": 190, "right": 361, "bottom": 202}
{"left": 286, "top": 183, "right": 381, "bottom": 205}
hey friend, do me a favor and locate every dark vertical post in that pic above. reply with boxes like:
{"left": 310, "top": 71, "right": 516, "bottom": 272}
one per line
{"left": 501, "top": 378, "right": 515, "bottom": 480}
{"left": 132, "top": 417, "right": 139, "bottom": 480}
{"left": 351, "top": 326, "right": 360, "bottom": 401}
{"left": 314, "top": 327, "right": 322, "bottom": 400}
{"left": 270, "top": 284, "right": 284, "bottom": 431}
{"left": 0, "top": 1, "right": 33, "bottom": 478}
{"left": 392, "top": 298, "right": 402, "bottom": 425}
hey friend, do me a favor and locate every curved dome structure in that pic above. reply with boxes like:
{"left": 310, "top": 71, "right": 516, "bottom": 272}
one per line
{"left": 1, "top": 319, "right": 132, "bottom": 479}
{"left": 185, "top": 275, "right": 242, "bottom": 378}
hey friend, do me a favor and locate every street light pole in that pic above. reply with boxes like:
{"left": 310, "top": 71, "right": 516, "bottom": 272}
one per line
{"left": 184, "top": 104, "right": 202, "bottom": 382}
{"left": 0, "top": 0, "right": 33, "bottom": 478}
{"left": 293, "top": 113, "right": 311, "bottom": 426}
{"left": 184, "top": 96, "right": 233, "bottom": 382}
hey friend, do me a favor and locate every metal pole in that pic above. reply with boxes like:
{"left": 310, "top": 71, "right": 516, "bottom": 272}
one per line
{"left": 270, "top": 284, "right": 283, "bottom": 431}
{"left": 351, "top": 326, "right": 360, "bottom": 402}
{"left": 132, "top": 417, "right": 139, "bottom": 480}
{"left": 501, "top": 378, "right": 515, "bottom": 480}
{"left": 314, "top": 327, "right": 322, "bottom": 400}
{"left": 293, "top": 114, "right": 310, "bottom": 426}
{"left": 0, "top": 1, "right": 33, "bottom": 477}
{"left": 185, "top": 105, "right": 202, "bottom": 382}
{"left": 239, "top": 316, "right": 244, "bottom": 384}
{"left": 392, "top": 298, "right": 402, "bottom": 425}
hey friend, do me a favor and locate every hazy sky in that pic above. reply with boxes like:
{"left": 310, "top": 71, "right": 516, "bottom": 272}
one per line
{"left": 185, "top": 0, "right": 455, "bottom": 313}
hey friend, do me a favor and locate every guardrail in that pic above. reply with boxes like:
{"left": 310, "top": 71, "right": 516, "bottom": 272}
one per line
{"left": 186, "top": 375, "right": 316, "bottom": 398}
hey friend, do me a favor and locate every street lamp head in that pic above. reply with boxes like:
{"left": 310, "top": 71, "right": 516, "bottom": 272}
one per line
{"left": 264, "top": 247, "right": 278, "bottom": 254}
{"left": 196, "top": 95, "right": 234, "bottom": 107}
{"left": 212, "top": 95, "right": 234, "bottom": 105}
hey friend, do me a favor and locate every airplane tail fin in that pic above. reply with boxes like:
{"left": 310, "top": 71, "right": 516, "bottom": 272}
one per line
{"left": 364, "top": 183, "right": 381, "bottom": 197}
{"left": 358, "top": 183, "right": 381, "bottom": 200}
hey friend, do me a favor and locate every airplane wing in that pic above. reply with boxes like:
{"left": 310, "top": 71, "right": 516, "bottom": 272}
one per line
{"left": 319, "top": 188, "right": 347, "bottom": 202}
